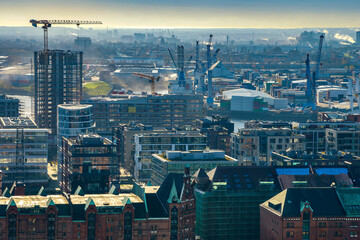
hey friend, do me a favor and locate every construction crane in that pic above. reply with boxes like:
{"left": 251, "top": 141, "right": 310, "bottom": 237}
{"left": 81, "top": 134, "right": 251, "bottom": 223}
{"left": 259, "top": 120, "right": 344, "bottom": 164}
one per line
{"left": 207, "top": 34, "right": 214, "bottom": 105}
{"left": 132, "top": 73, "right": 160, "bottom": 95}
{"left": 313, "top": 35, "right": 324, "bottom": 82}
{"left": 303, "top": 54, "right": 316, "bottom": 110}
{"left": 30, "top": 19, "right": 102, "bottom": 50}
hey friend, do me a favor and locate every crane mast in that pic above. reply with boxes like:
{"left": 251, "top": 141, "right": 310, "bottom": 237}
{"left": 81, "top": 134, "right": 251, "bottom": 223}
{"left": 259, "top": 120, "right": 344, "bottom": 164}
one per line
{"left": 314, "top": 35, "right": 324, "bottom": 82}
{"left": 30, "top": 19, "right": 102, "bottom": 51}
{"left": 133, "top": 73, "right": 160, "bottom": 95}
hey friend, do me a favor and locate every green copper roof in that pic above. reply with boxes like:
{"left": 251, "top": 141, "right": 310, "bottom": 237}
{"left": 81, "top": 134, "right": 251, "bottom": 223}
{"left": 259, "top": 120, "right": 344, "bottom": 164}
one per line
{"left": 167, "top": 179, "right": 180, "bottom": 203}
{"left": 85, "top": 197, "right": 95, "bottom": 211}
{"left": 7, "top": 198, "right": 16, "bottom": 210}
{"left": 336, "top": 188, "right": 360, "bottom": 217}
{"left": 74, "top": 186, "right": 85, "bottom": 196}
{"left": 2, "top": 188, "right": 10, "bottom": 198}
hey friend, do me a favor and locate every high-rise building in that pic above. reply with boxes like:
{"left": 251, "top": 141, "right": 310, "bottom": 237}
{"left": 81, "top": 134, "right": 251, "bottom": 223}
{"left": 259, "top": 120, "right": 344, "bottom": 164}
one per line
{"left": 60, "top": 133, "right": 118, "bottom": 194}
{"left": 34, "top": 50, "right": 83, "bottom": 134}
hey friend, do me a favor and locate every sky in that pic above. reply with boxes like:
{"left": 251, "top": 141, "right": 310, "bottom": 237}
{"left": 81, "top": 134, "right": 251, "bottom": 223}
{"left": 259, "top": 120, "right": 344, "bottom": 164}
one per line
{"left": 1, "top": 0, "right": 360, "bottom": 28}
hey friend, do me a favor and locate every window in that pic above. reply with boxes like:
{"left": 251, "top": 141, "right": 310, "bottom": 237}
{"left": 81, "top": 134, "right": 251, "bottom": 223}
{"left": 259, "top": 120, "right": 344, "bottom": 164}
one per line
{"left": 303, "top": 231, "right": 309, "bottom": 239}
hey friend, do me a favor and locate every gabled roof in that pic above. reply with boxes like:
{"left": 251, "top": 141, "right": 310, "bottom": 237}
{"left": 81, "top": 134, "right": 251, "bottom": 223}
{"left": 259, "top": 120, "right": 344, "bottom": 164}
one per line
{"left": 207, "top": 166, "right": 279, "bottom": 191}
{"left": 263, "top": 188, "right": 346, "bottom": 218}
{"left": 193, "top": 168, "right": 209, "bottom": 179}
{"left": 156, "top": 173, "right": 183, "bottom": 214}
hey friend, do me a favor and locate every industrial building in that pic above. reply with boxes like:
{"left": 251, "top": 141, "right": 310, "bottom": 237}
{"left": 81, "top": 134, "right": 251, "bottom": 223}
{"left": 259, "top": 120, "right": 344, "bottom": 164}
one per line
{"left": 151, "top": 150, "right": 238, "bottom": 185}
{"left": 82, "top": 94, "right": 204, "bottom": 136}
{"left": 0, "top": 94, "right": 19, "bottom": 117}
{"left": 223, "top": 88, "right": 288, "bottom": 112}
{"left": 134, "top": 131, "right": 207, "bottom": 182}
{"left": 34, "top": 50, "right": 83, "bottom": 134}
{"left": 60, "top": 133, "right": 118, "bottom": 194}
{"left": 0, "top": 128, "right": 48, "bottom": 187}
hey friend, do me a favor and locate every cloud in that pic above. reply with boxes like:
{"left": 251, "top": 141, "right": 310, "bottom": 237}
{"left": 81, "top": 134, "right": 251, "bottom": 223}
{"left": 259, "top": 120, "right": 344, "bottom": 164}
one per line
{"left": 334, "top": 33, "right": 355, "bottom": 43}
{"left": 287, "top": 37, "right": 296, "bottom": 41}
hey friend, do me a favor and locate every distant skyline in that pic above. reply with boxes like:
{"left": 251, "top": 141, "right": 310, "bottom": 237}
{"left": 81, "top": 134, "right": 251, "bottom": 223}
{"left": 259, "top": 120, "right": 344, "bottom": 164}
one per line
{"left": 1, "top": 0, "right": 360, "bottom": 28}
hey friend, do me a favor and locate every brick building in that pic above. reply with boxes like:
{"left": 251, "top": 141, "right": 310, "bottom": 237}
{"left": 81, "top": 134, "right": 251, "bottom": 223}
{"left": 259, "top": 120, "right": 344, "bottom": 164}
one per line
{"left": 0, "top": 167, "right": 195, "bottom": 240}
{"left": 260, "top": 187, "right": 360, "bottom": 240}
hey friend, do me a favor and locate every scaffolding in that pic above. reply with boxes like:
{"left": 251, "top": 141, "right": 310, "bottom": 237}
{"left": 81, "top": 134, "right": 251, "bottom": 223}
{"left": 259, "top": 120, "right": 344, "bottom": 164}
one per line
{"left": 34, "top": 50, "right": 83, "bottom": 134}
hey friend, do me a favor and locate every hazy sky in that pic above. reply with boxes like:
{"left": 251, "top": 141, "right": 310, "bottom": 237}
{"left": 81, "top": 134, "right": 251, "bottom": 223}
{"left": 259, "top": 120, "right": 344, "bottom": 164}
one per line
{"left": 1, "top": 0, "right": 360, "bottom": 28}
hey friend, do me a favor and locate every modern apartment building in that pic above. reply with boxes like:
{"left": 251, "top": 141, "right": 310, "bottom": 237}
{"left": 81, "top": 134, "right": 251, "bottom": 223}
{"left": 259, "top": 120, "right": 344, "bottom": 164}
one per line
{"left": 134, "top": 131, "right": 207, "bottom": 182}
{"left": 294, "top": 121, "right": 360, "bottom": 154}
{"left": 326, "top": 128, "right": 360, "bottom": 156}
{"left": 231, "top": 128, "right": 305, "bottom": 164}
{"left": 60, "top": 133, "right": 118, "bottom": 194}
{"left": 82, "top": 94, "right": 204, "bottom": 136}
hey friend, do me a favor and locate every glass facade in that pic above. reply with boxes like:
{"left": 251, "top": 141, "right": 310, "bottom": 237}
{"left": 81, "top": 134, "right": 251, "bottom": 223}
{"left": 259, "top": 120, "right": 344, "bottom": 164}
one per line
{"left": 0, "top": 129, "right": 48, "bottom": 185}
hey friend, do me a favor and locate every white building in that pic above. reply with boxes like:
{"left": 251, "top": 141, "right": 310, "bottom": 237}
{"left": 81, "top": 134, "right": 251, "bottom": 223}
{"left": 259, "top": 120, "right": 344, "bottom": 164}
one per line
{"left": 223, "top": 88, "right": 288, "bottom": 111}
{"left": 134, "top": 132, "right": 207, "bottom": 182}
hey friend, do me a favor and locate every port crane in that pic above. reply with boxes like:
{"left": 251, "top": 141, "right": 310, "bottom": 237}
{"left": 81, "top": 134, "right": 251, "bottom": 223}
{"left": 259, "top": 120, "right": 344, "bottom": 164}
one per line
{"left": 132, "top": 73, "right": 160, "bottom": 95}
{"left": 303, "top": 35, "right": 325, "bottom": 111}
{"left": 30, "top": 19, "right": 102, "bottom": 50}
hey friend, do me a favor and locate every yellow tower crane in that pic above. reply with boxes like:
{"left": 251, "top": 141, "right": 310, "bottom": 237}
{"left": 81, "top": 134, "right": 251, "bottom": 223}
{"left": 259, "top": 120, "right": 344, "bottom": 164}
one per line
{"left": 132, "top": 73, "right": 160, "bottom": 95}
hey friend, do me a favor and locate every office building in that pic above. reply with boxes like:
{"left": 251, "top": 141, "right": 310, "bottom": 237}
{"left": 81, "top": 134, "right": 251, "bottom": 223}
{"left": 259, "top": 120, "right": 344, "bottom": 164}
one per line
{"left": 0, "top": 128, "right": 48, "bottom": 187}
{"left": 260, "top": 188, "right": 360, "bottom": 240}
{"left": 60, "top": 133, "right": 118, "bottom": 194}
{"left": 134, "top": 131, "right": 207, "bottom": 182}
{"left": 34, "top": 50, "right": 83, "bottom": 134}
{"left": 0, "top": 167, "right": 195, "bottom": 240}
{"left": 0, "top": 94, "right": 19, "bottom": 117}
{"left": 82, "top": 94, "right": 204, "bottom": 136}
{"left": 231, "top": 128, "right": 305, "bottom": 164}
{"left": 326, "top": 128, "right": 360, "bottom": 156}
{"left": 151, "top": 149, "right": 238, "bottom": 185}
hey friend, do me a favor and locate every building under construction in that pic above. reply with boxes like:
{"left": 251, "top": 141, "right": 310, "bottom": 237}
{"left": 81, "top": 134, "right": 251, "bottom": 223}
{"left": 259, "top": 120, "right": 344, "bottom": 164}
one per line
{"left": 34, "top": 50, "right": 83, "bottom": 134}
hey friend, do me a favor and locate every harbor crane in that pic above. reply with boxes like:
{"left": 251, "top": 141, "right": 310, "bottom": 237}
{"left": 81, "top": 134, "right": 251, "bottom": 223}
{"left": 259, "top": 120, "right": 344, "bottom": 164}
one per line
{"left": 133, "top": 73, "right": 160, "bottom": 95}
{"left": 30, "top": 19, "right": 102, "bottom": 50}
